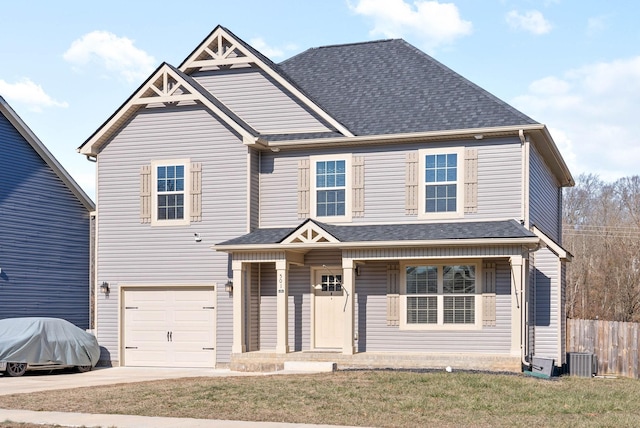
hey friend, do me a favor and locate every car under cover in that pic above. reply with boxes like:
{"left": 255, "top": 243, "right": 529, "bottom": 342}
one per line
{"left": 0, "top": 317, "right": 100, "bottom": 367}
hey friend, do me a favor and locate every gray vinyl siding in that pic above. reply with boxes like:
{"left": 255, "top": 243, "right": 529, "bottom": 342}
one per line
{"left": 95, "top": 104, "right": 248, "bottom": 365}
{"left": 250, "top": 148, "right": 259, "bottom": 231}
{"left": 259, "top": 262, "right": 311, "bottom": 352}
{"left": 191, "top": 68, "right": 331, "bottom": 134}
{"left": 259, "top": 263, "right": 276, "bottom": 350}
{"left": 0, "top": 114, "right": 91, "bottom": 329}
{"left": 259, "top": 138, "right": 522, "bottom": 228}
{"left": 355, "top": 259, "right": 512, "bottom": 353}
{"left": 532, "top": 247, "right": 561, "bottom": 361}
{"left": 257, "top": 254, "right": 512, "bottom": 354}
{"left": 529, "top": 144, "right": 561, "bottom": 241}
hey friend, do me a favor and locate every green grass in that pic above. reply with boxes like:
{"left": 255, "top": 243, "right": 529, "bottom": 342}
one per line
{"left": 1, "top": 370, "right": 640, "bottom": 427}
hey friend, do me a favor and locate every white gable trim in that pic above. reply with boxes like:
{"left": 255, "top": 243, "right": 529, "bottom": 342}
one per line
{"left": 79, "top": 64, "right": 257, "bottom": 156}
{"left": 281, "top": 221, "right": 340, "bottom": 244}
{"left": 1, "top": 96, "right": 94, "bottom": 211}
{"left": 531, "top": 226, "right": 572, "bottom": 261}
{"left": 179, "top": 27, "right": 354, "bottom": 138}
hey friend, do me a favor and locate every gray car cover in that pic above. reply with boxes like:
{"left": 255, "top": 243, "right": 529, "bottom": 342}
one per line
{"left": 0, "top": 317, "right": 100, "bottom": 367}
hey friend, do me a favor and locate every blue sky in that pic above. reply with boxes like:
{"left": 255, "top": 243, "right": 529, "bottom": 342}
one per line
{"left": 2, "top": 0, "right": 639, "bottom": 198}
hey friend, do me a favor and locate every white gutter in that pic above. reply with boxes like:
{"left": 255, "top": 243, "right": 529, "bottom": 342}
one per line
{"left": 266, "top": 124, "right": 546, "bottom": 149}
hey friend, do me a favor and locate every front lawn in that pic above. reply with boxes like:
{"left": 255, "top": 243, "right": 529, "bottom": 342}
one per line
{"left": 0, "top": 370, "right": 637, "bottom": 427}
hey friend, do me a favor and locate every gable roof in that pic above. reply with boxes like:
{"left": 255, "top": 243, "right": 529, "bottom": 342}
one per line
{"left": 179, "top": 25, "right": 353, "bottom": 138}
{"left": 0, "top": 96, "right": 94, "bottom": 211}
{"left": 216, "top": 219, "right": 538, "bottom": 250}
{"left": 278, "top": 39, "right": 538, "bottom": 136}
{"left": 78, "top": 62, "right": 259, "bottom": 155}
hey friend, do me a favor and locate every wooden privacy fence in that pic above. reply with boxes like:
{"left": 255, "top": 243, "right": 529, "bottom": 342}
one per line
{"left": 567, "top": 319, "right": 640, "bottom": 378}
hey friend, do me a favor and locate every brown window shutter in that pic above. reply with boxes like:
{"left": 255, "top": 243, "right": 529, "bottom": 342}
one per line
{"left": 298, "top": 159, "right": 310, "bottom": 219}
{"left": 387, "top": 264, "right": 400, "bottom": 326}
{"left": 483, "top": 262, "right": 496, "bottom": 327}
{"left": 465, "top": 148, "right": 478, "bottom": 213}
{"left": 405, "top": 152, "right": 419, "bottom": 215}
{"left": 352, "top": 156, "right": 365, "bottom": 217}
{"left": 190, "top": 162, "right": 202, "bottom": 222}
{"left": 140, "top": 165, "right": 151, "bottom": 224}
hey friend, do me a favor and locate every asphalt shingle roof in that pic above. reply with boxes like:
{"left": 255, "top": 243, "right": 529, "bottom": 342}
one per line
{"left": 217, "top": 219, "right": 535, "bottom": 247}
{"left": 277, "top": 39, "right": 538, "bottom": 136}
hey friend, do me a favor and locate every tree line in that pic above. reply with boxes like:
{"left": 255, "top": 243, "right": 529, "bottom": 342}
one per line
{"left": 563, "top": 174, "right": 640, "bottom": 321}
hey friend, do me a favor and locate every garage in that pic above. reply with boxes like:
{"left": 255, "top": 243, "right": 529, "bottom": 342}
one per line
{"left": 122, "top": 286, "right": 216, "bottom": 368}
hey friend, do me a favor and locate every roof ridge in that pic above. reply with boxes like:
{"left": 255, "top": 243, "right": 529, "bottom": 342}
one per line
{"left": 396, "top": 39, "right": 538, "bottom": 125}
{"left": 280, "top": 38, "right": 399, "bottom": 66}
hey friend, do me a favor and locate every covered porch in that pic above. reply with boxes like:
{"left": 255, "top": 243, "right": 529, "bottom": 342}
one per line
{"left": 215, "top": 219, "right": 540, "bottom": 372}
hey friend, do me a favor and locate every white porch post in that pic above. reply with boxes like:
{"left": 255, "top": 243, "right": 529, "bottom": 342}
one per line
{"left": 275, "top": 259, "right": 289, "bottom": 354}
{"left": 342, "top": 258, "right": 355, "bottom": 355}
{"left": 510, "top": 255, "right": 524, "bottom": 357}
{"left": 232, "top": 260, "right": 246, "bottom": 354}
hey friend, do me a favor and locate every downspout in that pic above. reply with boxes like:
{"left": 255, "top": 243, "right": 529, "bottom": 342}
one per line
{"left": 521, "top": 256, "right": 530, "bottom": 369}
{"left": 519, "top": 130, "right": 530, "bottom": 228}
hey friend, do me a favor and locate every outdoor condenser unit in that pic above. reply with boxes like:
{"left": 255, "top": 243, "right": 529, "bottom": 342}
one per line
{"left": 567, "top": 352, "right": 598, "bottom": 377}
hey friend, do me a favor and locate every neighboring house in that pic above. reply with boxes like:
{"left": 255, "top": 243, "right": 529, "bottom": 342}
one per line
{"left": 79, "top": 26, "right": 573, "bottom": 372}
{"left": 0, "top": 96, "right": 95, "bottom": 329}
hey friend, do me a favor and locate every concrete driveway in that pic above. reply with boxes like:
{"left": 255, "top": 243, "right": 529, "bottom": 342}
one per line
{"left": 0, "top": 366, "right": 260, "bottom": 395}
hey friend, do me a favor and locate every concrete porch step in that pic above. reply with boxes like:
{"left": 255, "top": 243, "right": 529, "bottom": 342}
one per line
{"left": 283, "top": 361, "right": 337, "bottom": 372}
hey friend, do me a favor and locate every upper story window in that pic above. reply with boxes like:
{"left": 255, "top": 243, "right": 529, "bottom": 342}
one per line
{"left": 401, "top": 261, "right": 481, "bottom": 330}
{"left": 419, "top": 148, "right": 464, "bottom": 219}
{"left": 157, "top": 165, "right": 185, "bottom": 220}
{"left": 151, "top": 159, "right": 190, "bottom": 226}
{"left": 310, "top": 154, "right": 352, "bottom": 222}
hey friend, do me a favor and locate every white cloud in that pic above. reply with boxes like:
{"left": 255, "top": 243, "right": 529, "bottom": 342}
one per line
{"left": 249, "top": 37, "right": 297, "bottom": 60}
{"left": 512, "top": 56, "right": 640, "bottom": 181}
{"left": 63, "top": 31, "right": 156, "bottom": 83}
{"left": 350, "top": 0, "right": 472, "bottom": 52}
{"left": 0, "top": 78, "right": 68, "bottom": 112}
{"left": 506, "top": 10, "right": 552, "bottom": 35}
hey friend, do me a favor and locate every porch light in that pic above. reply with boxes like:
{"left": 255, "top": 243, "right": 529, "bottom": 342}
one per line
{"left": 224, "top": 280, "right": 233, "bottom": 293}
{"left": 100, "top": 282, "right": 110, "bottom": 294}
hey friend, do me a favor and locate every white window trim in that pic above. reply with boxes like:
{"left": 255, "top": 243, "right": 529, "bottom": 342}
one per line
{"left": 310, "top": 154, "right": 352, "bottom": 223}
{"left": 418, "top": 147, "right": 465, "bottom": 219}
{"left": 151, "top": 159, "right": 191, "bottom": 227}
{"left": 399, "top": 260, "right": 482, "bottom": 331}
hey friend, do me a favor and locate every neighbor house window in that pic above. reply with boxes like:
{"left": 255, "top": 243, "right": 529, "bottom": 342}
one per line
{"left": 401, "top": 262, "right": 480, "bottom": 329}
{"left": 151, "top": 159, "right": 190, "bottom": 226}
{"left": 310, "top": 154, "right": 352, "bottom": 222}
{"left": 419, "top": 148, "right": 464, "bottom": 219}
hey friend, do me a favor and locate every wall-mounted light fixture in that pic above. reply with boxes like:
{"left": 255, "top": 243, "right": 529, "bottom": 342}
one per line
{"left": 270, "top": 146, "right": 281, "bottom": 152}
{"left": 194, "top": 233, "right": 202, "bottom": 243}
{"left": 100, "top": 282, "right": 110, "bottom": 294}
{"left": 224, "top": 280, "right": 234, "bottom": 293}
{"left": 474, "top": 134, "right": 484, "bottom": 140}
{"left": 355, "top": 265, "right": 361, "bottom": 276}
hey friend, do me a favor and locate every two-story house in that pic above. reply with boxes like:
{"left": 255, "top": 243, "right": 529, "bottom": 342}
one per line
{"left": 79, "top": 26, "right": 573, "bottom": 372}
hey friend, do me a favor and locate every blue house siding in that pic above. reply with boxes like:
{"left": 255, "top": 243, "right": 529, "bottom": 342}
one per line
{"left": 0, "top": 113, "right": 91, "bottom": 329}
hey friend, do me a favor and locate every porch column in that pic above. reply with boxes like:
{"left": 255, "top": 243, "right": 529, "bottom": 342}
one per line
{"left": 342, "top": 258, "right": 355, "bottom": 355}
{"left": 232, "top": 260, "right": 246, "bottom": 354}
{"left": 510, "top": 255, "right": 524, "bottom": 357}
{"left": 275, "top": 259, "right": 289, "bottom": 354}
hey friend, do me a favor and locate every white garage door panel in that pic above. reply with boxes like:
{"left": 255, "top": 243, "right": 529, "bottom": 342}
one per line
{"left": 123, "top": 287, "right": 216, "bottom": 368}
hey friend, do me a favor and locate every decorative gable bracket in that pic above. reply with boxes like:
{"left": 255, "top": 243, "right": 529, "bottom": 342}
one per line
{"left": 281, "top": 221, "right": 340, "bottom": 245}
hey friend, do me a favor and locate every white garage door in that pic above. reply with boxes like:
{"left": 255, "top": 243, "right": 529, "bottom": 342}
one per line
{"left": 123, "top": 286, "right": 216, "bottom": 367}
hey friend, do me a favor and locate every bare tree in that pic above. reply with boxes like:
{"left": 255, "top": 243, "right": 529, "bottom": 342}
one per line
{"left": 563, "top": 174, "right": 640, "bottom": 321}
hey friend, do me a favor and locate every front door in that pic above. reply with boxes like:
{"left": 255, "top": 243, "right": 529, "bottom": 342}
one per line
{"left": 313, "top": 269, "right": 344, "bottom": 349}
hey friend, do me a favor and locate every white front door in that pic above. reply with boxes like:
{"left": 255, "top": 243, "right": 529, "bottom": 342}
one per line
{"left": 313, "top": 270, "right": 344, "bottom": 349}
{"left": 123, "top": 286, "right": 216, "bottom": 367}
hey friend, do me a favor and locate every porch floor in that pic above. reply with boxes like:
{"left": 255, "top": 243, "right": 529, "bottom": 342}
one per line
{"left": 229, "top": 350, "right": 522, "bottom": 373}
